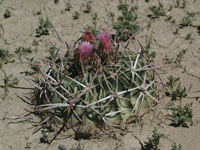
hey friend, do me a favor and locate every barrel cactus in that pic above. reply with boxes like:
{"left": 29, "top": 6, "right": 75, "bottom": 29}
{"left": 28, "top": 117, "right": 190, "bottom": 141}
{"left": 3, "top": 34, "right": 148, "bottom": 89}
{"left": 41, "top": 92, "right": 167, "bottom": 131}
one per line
{"left": 33, "top": 27, "right": 158, "bottom": 131}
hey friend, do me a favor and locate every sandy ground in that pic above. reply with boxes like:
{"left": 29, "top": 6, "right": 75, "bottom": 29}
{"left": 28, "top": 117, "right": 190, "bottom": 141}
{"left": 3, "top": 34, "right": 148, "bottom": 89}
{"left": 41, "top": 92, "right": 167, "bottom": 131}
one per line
{"left": 0, "top": 0, "right": 200, "bottom": 150}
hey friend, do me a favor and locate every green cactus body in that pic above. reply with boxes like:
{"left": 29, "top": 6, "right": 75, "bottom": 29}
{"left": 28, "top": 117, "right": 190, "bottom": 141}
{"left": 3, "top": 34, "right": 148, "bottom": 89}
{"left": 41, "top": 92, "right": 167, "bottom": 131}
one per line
{"left": 35, "top": 30, "right": 157, "bottom": 129}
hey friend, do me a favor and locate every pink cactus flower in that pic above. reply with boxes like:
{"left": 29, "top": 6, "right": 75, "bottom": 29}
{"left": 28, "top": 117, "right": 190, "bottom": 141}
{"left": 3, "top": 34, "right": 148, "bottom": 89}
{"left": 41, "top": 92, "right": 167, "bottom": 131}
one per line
{"left": 75, "top": 42, "right": 93, "bottom": 62}
{"left": 82, "top": 27, "right": 95, "bottom": 43}
{"left": 98, "top": 32, "right": 112, "bottom": 53}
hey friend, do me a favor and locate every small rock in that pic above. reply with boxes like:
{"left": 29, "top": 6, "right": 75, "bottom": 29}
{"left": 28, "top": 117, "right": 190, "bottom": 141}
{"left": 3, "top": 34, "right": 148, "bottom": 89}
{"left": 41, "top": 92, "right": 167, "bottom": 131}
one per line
{"left": 58, "top": 144, "right": 67, "bottom": 150}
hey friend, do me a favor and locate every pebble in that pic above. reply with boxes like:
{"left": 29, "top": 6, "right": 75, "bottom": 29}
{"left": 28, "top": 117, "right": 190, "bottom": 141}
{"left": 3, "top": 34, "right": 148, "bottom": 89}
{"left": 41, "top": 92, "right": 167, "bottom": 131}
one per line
{"left": 58, "top": 144, "right": 67, "bottom": 150}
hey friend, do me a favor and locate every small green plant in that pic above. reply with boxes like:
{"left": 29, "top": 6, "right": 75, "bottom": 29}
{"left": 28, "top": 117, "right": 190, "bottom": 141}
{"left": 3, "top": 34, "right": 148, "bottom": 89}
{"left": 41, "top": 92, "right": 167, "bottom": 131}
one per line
{"left": 163, "top": 55, "right": 174, "bottom": 64}
{"left": 165, "top": 15, "right": 172, "bottom": 21}
{"left": 173, "top": 27, "right": 179, "bottom": 34}
{"left": 163, "top": 49, "right": 187, "bottom": 66}
{"left": 40, "top": 128, "right": 52, "bottom": 143}
{"left": 48, "top": 46, "right": 58, "bottom": 61}
{"left": 15, "top": 46, "right": 33, "bottom": 59}
{"left": 175, "top": 0, "right": 186, "bottom": 8}
{"left": 143, "top": 128, "right": 164, "bottom": 150}
{"left": 2, "top": 71, "right": 19, "bottom": 99}
{"left": 35, "top": 16, "right": 51, "bottom": 37}
{"left": 170, "top": 102, "right": 193, "bottom": 127}
{"left": 113, "top": 1, "right": 139, "bottom": 41}
{"left": 4, "top": 9, "right": 11, "bottom": 18}
{"left": 84, "top": 1, "right": 92, "bottom": 13}
{"left": 185, "top": 33, "right": 191, "bottom": 40}
{"left": 166, "top": 75, "right": 190, "bottom": 101}
{"left": 166, "top": 76, "right": 180, "bottom": 88}
{"left": 171, "top": 142, "right": 182, "bottom": 150}
{"left": 32, "top": 40, "right": 39, "bottom": 46}
{"left": 144, "top": 35, "right": 157, "bottom": 62}
{"left": 34, "top": 10, "right": 42, "bottom": 16}
{"left": 110, "top": 12, "right": 115, "bottom": 22}
{"left": 182, "top": 0, "right": 186, "bottom": 8}
{"left": 25, "top": 57, "right": 40, "bottom": 75}
{"left": 174, "top": 49, "right": 187, "bottom": 65}
{"left": 54, "top": 0, "right": 59, "bottom": 4}
{"left": 73, "top": 11, "right": 79, "bottom": 20}
{"left": 179, "top": 12, "right": 195, "bottom": 28}
{"left": 65, "top": 0, "right": 72, "bottom": 11}
{"left": 171, "top": 19, "right": 176, "bottom": 24}
{"left": 149, "top": 1, "right": 166, "bottom": 18}
{"left": 175, "top": 0, "right": 180, "bottom": 7}
{"left": 92, "top": 13, "right": 98, "bottom": 30}
{"left": 168, "top": 5, "right": 173, "bottom": 11}
{"left": 197, "top": 26, "right": 200, "bottom": 35}
{"left": 165, "top": 75, "right": 193, "bottom": 127}
{"left": 0, "top": 48, "right": 15, "bottom": 69}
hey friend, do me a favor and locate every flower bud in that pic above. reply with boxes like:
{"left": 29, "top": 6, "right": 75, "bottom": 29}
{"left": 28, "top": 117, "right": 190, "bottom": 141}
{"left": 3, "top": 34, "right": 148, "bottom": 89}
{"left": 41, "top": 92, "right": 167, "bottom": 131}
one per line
{"left": 75, "top": 42, "right": 93, "bottom": 63}
{"left": 82, "top": 27, "right": 95, "bottom": 43}
{"left": 98, "top": 32, "right": 112, "bottom": 54}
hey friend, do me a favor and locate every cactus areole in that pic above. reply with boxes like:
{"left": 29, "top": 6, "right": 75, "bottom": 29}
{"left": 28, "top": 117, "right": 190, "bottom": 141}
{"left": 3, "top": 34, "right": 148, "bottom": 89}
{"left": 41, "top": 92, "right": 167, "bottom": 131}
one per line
{"left": 34, "top": 28, "right": 158, "bottom": 130}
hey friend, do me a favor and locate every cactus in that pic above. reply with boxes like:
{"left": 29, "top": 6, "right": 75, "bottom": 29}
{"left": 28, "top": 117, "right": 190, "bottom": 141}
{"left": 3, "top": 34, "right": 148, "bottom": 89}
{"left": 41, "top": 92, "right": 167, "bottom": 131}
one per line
{"left": 33, "top": 27, "right": 158, "bottom": 130}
